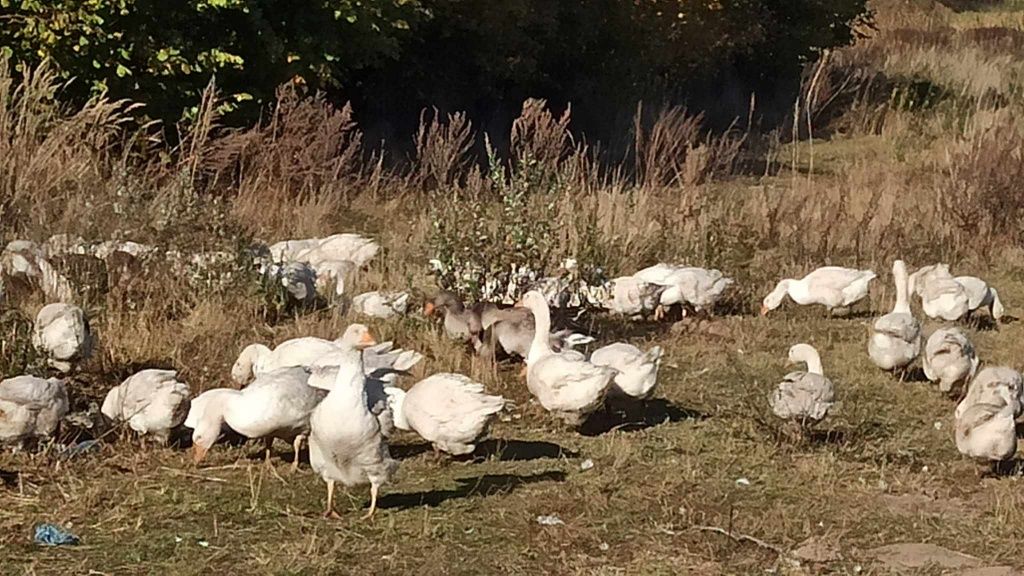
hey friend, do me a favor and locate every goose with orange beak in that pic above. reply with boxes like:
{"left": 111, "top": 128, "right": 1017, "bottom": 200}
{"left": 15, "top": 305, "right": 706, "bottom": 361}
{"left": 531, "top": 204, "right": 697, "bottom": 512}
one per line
{"left": 185, "top": 366, "right": 321, "bottom": 470}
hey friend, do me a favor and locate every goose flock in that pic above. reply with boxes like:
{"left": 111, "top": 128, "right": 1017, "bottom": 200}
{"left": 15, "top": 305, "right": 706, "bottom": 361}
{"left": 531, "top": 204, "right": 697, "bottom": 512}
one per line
{"left": 0, "top": 231, "right": 1019, "bottom": 520}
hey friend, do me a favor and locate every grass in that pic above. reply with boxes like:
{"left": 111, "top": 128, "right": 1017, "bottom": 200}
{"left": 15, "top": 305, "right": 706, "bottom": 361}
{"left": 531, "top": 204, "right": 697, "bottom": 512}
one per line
{"left": 4, "top": 0, "right": 1024, "bottom": 573}
{"left": 4, "top": 290, "right": 1024, "bottom": 574}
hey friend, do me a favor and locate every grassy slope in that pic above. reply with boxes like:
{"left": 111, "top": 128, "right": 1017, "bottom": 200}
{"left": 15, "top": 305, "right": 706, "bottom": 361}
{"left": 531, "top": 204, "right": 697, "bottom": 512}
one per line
{"left": 6, "top": 2, "right": 1024, "bottom": 575}
{"left": 3, "top": 240, "right": 1023, "bottom": 576}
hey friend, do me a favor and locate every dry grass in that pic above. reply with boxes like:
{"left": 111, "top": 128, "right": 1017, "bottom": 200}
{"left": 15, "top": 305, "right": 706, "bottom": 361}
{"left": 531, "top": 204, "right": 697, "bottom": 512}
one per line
{"left": 4, "top": 1, "right": 1024, "bottom": 573}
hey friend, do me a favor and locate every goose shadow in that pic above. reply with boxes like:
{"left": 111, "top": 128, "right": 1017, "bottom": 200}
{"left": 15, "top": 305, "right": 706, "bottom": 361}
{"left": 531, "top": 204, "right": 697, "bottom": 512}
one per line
{"left": 579, "top": 398, "right": 705, "bottom": 437}
{"left": 899, "top": 367, "right": 930, "bottom": 384}
{"left": 0, "top": 468, "right": 18, "bottom": 488}
{"left": 390, "top": 441, "right": 433, "bottom": 460}
{"left": 989, "top": 459, "right": 1024, "bottom": 478}
{"left": 377, "top": 470, "right": 567, "bottom": 510}
{"left": 473, "top": 439, "right": 578, "bottom": 461}
{"left": 389, "top": 439, "right": 578, "bottom": 462}
{"left": 806, "top": 428, "right": 848, "bottom": 445}
{"left": 967, "top": 315, "right": 1002, "bottom": 332}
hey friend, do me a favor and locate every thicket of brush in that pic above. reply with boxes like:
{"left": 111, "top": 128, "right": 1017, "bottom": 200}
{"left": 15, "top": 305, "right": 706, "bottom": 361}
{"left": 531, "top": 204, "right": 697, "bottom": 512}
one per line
{"left": 2, "top": 0, "right": 1023, "bottom": 387}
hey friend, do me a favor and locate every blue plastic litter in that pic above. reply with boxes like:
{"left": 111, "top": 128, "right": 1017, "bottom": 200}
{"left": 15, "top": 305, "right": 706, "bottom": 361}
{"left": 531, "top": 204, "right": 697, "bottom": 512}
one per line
{"left": 34, "top": 523, "right": 80, "bottom": 546}
{"left": 61, "top": 439, "right": 101, "bottom": 460}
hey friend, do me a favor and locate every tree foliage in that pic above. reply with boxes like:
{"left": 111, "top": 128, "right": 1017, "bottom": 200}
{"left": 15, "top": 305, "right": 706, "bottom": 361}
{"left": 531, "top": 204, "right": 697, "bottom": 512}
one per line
{"left": 0, "top": 0, "right": 869, "bottom": 130}
{"left": 0, "top": 0, "right": 424, "bottom": 120}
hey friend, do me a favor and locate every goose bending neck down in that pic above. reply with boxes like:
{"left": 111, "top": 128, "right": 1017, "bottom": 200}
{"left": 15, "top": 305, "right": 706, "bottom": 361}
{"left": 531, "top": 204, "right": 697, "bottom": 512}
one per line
{"left": 789, "top": 344, "right": 823, "bottom": 375}
{"left": 761, "top": 267, "right": 875, "bottom": 315}
{"left": 232, "top": 344, "right": 272, "bottom": 384}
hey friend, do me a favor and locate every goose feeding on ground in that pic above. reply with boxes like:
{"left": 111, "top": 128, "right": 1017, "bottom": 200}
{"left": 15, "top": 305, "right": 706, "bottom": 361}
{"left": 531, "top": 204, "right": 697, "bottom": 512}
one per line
{"left": 231, "top": 323, "right": 379, "bottom": 384}
{"left": 101, "top": 369, "right": 190, "bottom": 443}
{"left": 190, "top": 366, "right": 323, "bottom": 469}
{"left": 184, "top": 388, "right": 239, "bottom": 456}
{"left": 352, "top": 291, "right": 410, "bottom": 319}
{"left": 955, "top": 384, "right": 1019, "bottom": 472}
{"left": 955, "top": 275, "right": 1005, "bottom": 322}
{"left": 761, "top": 267, "right": 876, "bottom": 316}
{"left": 633, "top": 264, "right": 734, "bottom": 319}
{"left": 923, "top": 327, "right": 979, "bottom": 394}
{"left": 32, "top": 303, "right": 93, "bottom": 372}
{"left": 519, "top": 290, "right": 616, "bottom": 426}
{"left": 908, "top": 264, "right": 969, "bottom": 321}
{"left": 308, "top": 350, "right": 397, "bottom": 519}
{"left": 384, "top": 373, "right": 505, "bottom": 456}
{"left": 769, "top": 344, "right": 835, "bottom": 430}
{"left": 0, "top": 375, "right": 68, "bottom": 448}
{"left": 476, "top": 306, "right": 594, "bottom": 360}
{"left": 868, "top": 260, "right": 922, "bottom": 374}
{"left": 955, "top": 367, "right": 1024, "bottom": 421}
{"left": 589, "top": 343, "right": 663, "bottom": 401}
{"left": 597, "top": 276, "right": 665, "bottom": 318}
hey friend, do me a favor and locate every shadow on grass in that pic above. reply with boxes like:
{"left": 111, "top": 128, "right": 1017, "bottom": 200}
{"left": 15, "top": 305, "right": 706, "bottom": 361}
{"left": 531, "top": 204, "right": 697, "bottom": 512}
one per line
{"left": 968, "top": 314, "right": 1004, "bottom": 332}
{"left": 899, "top": 367, "right": 930, "bottom": 384}
{"left": 389, "top": 439, "right": 578, "bottom": 462}
{"left": 473, "top": 439, "right": 578, "bottom": 461}
{"left": 0, "top": 468, "right": 18, "bottom": 487}
{"left": 579, "top": 398, "right": 705, "bottom": 437}
{"left": 989, "top": 459, "right": 1024, "bottom": 478}
{"left": 378, "top": 470, "right": 567, "bottom": 510}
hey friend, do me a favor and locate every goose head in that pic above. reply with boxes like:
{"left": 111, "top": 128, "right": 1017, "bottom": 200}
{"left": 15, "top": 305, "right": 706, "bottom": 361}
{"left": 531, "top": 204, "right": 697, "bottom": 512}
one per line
{"left": 761, "top": 280, "right": 792, "bottom": 316}
{"left": 339, "top": 323, "right": 377, "bottom": 349}
{"left": 425, "top": 290, "right": 462, "bottom": 317}
{"left": 787, "top": 343, "right": 823, "bottom": 375}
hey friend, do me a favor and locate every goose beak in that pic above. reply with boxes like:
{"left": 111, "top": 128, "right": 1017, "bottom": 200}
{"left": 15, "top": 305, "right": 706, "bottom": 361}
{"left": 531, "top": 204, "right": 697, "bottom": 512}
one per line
{"left": 760, "top": 304, "right": 769, "bottom": 316}
{"left": 423, "top": 302, "right": 435, "bottom": 317}
{"left": 357, "top": 332, "right": 377, "bottom": 349}
{"left": 193, "top": 443, "right": 209, "bottom": 465}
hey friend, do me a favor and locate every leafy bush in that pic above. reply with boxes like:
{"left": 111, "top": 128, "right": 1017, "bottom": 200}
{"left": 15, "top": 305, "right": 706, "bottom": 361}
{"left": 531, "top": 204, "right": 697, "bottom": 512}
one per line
{"left": 0, "top": 0, "right": 424, "bottom": 122}
{"left": 0, "top": 0, "right": 870, "bottom": 132}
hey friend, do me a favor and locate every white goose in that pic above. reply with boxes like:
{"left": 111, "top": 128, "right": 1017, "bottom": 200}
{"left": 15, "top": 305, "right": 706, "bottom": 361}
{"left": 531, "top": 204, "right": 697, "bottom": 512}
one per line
{"left": 634, "top": 264, "right": 734, "bottom": 319}
{"left": 923, "top": 327, "right": 979, "bottom": 394}
{"left": 955, "top": 367, "right": 1024, "bottom": 420}
{"left": 955, "top": 275, "right": 1005, "bottom": 321}
{"left": 270, "top": 233, "right": 379, "bottom": 268}
{"left": 955, "top": 384, "right": 1018, "bottom": 471}
{"left": 868, "top": 260, "right": 921, "bottom": 373}
{"left": 908, "top": 264, "right": 969, "bottom": 321}
{"left": 0, "top": 375, "right": 68, "bottom": 448}
{"left": 231, "top": 324, "right": 385, "bottom": 384}
{"left": 597, "top": 276, "right": 665, "bottom": 318}
{"left": 589, "top": 343, "right": 663, "bottom": 400}
{"left": 32, "top": 303, "right": 93, "bottom": 372}
{"left": 769, "top": 344, "right": 835, "bottom": 428}
{"left": 351, "top": 291, "right": 410, "bottom": 319}
{"left": 101, "top": 369, "right": 190, "bottom": 443}
{"left": 190, "top": 366, "right": 323, "bottom": 469}
{"left": 520, "top": 290, "right": 616, "bottom": 426}
{"left": 384, "top": 373, "right": 505, "bottom": 455}
{"left": 307, "top": 361, "right": 397, "bottom": 438}
{"left": 308, "top": 350, "right": 397, "bottom": 519}
{"left": 761, "top": 267, "right": 876, "bottom": 316}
